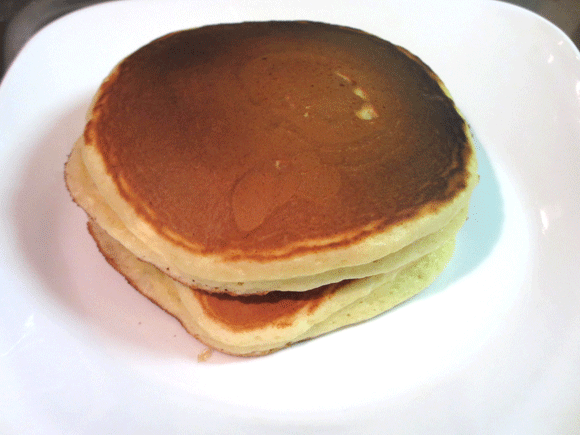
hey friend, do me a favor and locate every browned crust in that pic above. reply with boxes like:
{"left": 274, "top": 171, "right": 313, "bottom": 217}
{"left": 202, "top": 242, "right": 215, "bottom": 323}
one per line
{"left": 84, "top": 20, "right": 474, "bottom": 260}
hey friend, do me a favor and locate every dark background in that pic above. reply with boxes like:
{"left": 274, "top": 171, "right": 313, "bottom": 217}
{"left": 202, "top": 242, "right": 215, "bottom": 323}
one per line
{"left": 1, "top": 0, "right": 580, "bottom": 79}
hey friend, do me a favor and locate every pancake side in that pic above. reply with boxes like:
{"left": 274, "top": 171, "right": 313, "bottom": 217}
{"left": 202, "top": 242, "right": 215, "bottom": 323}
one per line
{"left": 87, "top": 220, "right": 456, "bottom": 356}
{"left": 66, "top": 138, "right": 468, "bottom": 294}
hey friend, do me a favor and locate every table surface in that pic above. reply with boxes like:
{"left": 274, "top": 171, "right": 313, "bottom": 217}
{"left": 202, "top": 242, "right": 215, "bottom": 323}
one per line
{"left": 1, "top": 0, "right": 579, "bottom": 80}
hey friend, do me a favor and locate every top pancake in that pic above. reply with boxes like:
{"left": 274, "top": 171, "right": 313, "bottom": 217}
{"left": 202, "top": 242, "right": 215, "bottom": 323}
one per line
{"left": 81, "top": 21, "right": 477, "bottom": 282}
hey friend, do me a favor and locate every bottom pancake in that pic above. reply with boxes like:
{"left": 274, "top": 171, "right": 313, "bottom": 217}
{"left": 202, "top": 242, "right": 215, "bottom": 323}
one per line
{"left": 87, "top": 220, "right": 457, "bottom": 356}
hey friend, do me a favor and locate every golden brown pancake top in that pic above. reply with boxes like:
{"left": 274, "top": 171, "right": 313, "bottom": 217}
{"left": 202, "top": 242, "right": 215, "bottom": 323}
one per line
{"left": 86, "top": 21, "right": 471, "bottom": 257}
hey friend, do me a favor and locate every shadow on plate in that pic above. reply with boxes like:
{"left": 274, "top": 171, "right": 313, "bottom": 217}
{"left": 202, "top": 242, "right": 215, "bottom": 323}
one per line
{"left": 410, "top": 132, "right": 505, "bottom": 302}
{"left": 9, "top": 101, "right": 503, "bottom": 364}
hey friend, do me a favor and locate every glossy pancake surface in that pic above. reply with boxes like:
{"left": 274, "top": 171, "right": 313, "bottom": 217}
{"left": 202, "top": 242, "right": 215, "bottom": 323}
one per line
{"left": 82, "top": 21, "right": 476, "bottom": 280}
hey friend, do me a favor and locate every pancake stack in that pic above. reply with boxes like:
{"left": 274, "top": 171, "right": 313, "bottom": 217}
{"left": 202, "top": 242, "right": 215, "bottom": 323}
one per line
{"left": 65, "top": 21, "right": 478, "bottom": 356}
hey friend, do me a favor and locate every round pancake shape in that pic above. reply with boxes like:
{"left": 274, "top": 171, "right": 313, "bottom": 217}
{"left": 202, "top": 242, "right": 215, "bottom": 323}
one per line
{"left": 80, "top": 20, "right": 478, "bottom": 284}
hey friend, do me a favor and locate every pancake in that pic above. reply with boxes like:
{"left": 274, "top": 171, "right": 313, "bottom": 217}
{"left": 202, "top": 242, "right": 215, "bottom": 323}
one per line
{"left": 65, "top": 20, "right": 478, "bottom": 356}
{"left": 78, "top": 20, "right": 478, "bottom": 284}
{"left": 88, "top": 220, "right": 456, "bottom": 356}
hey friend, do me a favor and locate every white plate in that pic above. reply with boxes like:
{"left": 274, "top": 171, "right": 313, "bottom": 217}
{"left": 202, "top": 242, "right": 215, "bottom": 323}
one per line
{"left": 1, "top": 0, "right": 579, "bottom": 433}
